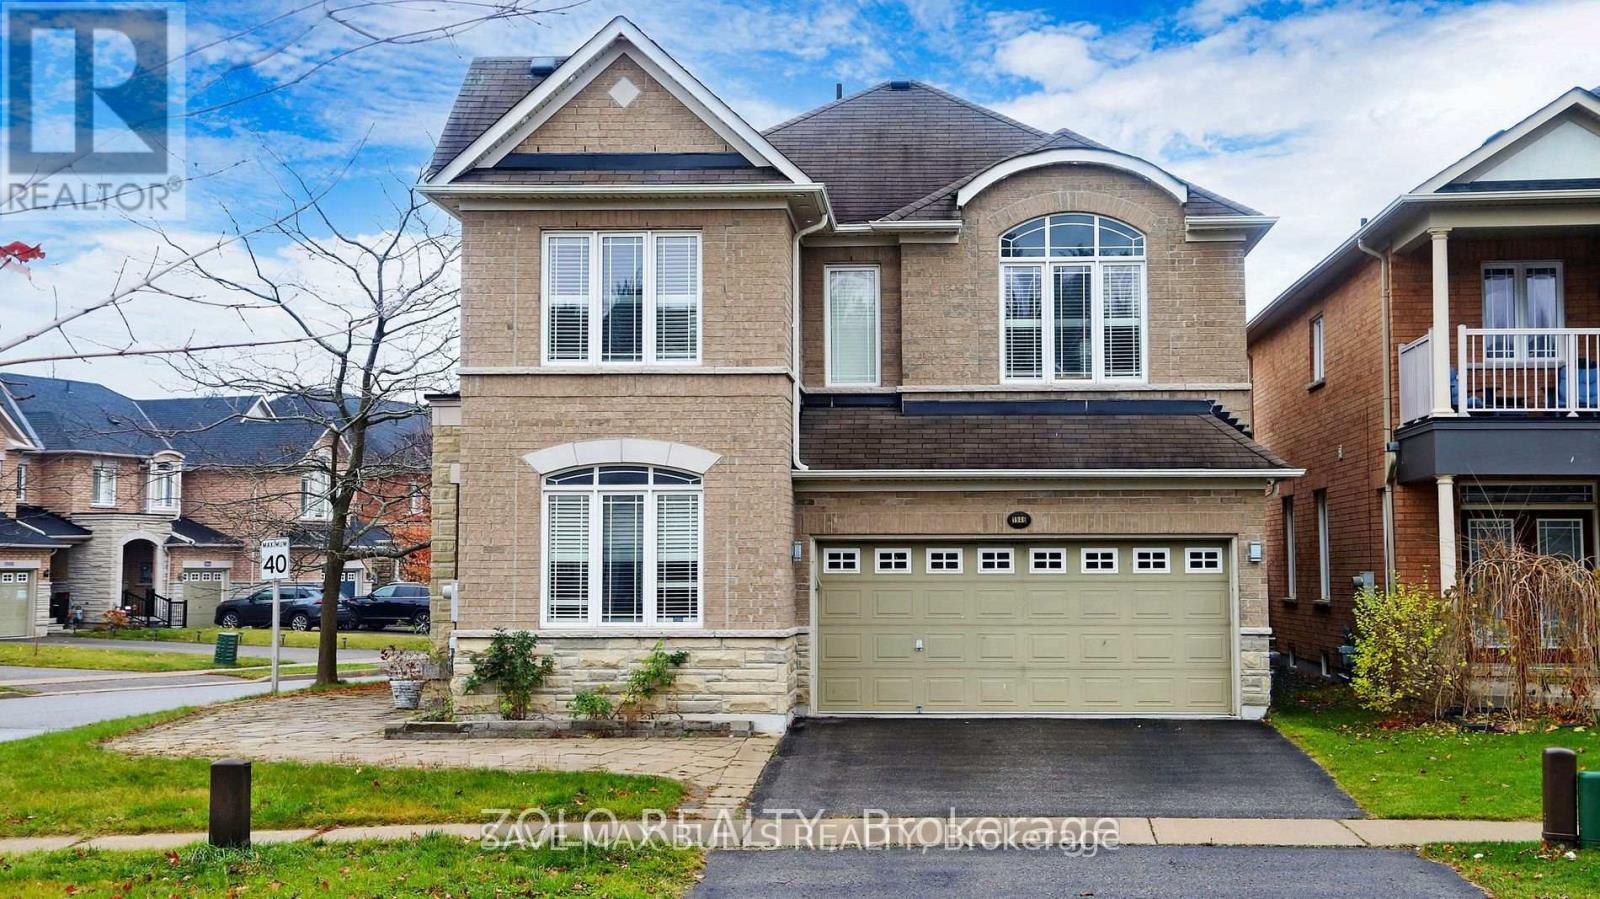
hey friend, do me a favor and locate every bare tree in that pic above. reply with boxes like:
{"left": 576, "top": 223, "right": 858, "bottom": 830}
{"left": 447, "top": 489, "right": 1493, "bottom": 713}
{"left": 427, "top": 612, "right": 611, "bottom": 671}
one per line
{"left": 157, "top": 176, "right": 457, "bottom": 683}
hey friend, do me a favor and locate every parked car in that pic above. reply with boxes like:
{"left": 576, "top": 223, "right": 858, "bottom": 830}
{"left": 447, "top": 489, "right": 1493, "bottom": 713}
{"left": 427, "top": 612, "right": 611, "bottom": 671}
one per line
{"left": 348, "top": 582, "right": 431, "bottom": 632}
{"left": 213, "top": 584, "right": 353, "bottom": 631}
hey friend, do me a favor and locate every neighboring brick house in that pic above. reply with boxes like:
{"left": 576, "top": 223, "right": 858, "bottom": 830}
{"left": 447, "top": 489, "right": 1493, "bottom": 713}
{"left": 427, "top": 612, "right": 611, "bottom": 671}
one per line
{"left": 1249, "top": 87, "right": 1600, "bottom": 673}
{"left": 423, "top": 17, "right": 1299, "bottom": 731}
{"left": 0, "top": 374, "right": 428, "bottom": 637}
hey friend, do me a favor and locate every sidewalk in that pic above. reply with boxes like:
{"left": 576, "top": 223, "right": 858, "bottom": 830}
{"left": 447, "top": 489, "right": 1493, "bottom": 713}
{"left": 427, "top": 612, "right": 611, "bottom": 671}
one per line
{"left": 0, "top": 816, "right": 1546, "bottom": 855}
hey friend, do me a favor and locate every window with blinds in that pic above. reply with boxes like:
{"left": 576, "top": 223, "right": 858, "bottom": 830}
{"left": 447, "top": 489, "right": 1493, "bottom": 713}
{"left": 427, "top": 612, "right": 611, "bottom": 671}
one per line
{"left": 999, "top": 213, "right": 1146, "bottom": 383}
{"left": 543, "top": 231, "right": 701, "bottom": 365}
{"left": 825, "top": 266, "right": 880, "bottom": 385}
{"left": 542, "top": 466, "right": 703, "bottom": 627}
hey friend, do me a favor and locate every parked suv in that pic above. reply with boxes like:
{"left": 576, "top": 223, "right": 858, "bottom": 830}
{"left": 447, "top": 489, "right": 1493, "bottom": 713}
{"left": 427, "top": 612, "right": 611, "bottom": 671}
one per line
{"left": 348, "top": 582, "right": 431, "bottom": 632}
{"left": 213, "top": 584, "right": 353, "bottom": 631}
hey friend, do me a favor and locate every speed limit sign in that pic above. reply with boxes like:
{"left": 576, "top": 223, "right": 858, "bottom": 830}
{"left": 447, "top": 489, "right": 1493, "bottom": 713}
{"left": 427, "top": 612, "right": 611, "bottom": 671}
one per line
{"left": 259, "top": 537, "right": 291, "bottom": 581}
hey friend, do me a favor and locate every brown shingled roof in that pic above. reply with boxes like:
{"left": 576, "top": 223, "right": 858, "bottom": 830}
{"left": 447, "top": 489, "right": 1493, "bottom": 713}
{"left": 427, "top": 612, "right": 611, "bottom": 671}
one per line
{"left": 799, "top": 406, "right": 1292, "bottom": 472}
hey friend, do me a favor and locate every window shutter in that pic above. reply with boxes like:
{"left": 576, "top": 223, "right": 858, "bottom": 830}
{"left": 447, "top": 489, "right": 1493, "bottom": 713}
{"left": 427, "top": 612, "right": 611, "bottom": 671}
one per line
{"left": 546, "top": 494, "right": 590, "bottom": 622}
{"left": 1102, "top": 263, "right": 1143, "bottom": 378}
{"left": 655, "top": 493, "right": 700, "bottom": 622}
{"left": 654, "top": 235, "right": 700, "bottom": 361}
{"left": 826, "top": 268, "right": 878, "bottom": 385}
{"left": 1003, "top": 265, "right": 1044, "bottom": 379}
{"left": 547, "top": 236, "right": 591, "bottom": 361}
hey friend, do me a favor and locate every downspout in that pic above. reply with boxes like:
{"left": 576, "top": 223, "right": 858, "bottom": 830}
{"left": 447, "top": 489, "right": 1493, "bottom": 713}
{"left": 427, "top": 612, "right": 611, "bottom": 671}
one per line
{"left": 1357, "top": 237, "right": 1396, "bottom": 591}
{"left": 792, "top": 215, "right": 830, "bottom": 471}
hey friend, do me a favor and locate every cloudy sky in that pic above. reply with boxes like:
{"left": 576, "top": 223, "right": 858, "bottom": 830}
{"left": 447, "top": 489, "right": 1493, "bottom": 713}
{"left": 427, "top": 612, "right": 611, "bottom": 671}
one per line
{"left": 3, "top": 0, "right": 1598, "bottom": 396}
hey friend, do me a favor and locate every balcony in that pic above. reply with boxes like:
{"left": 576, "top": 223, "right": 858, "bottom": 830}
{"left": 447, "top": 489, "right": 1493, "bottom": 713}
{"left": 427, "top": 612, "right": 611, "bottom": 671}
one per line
{"left": 1400, "top": 326, "right": 1600, "bottom": 424}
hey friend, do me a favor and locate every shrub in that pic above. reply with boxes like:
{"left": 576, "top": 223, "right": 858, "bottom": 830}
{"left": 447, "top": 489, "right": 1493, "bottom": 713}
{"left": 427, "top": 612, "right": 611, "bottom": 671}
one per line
{"left": 1351, "top": 581, "right": 1451, "bottom": 715}
{"left": 566, "top": 642, "right": 690, "bottom": 722}
{"left": 463, "top": 629, "right": 555, "bottom": 720}
{"left": 568, "top": 687, "right": 615, "bottom": 720}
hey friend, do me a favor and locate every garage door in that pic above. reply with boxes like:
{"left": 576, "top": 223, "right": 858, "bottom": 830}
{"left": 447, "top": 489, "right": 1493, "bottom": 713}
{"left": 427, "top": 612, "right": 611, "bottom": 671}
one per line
{"left": 1, "top": 570, "right": 34, "bottom": 638}
{"left": 815, "top": 541, "right": 1233, "bottom": 715}
{"left": 180, "top": 570, "right": 228, "bottom": 627}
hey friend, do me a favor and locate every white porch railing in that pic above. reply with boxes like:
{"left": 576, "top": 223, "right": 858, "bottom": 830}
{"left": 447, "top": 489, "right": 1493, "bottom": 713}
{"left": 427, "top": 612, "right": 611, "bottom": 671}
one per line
{"left": 1398, "top": 331, "right": 1433, "bottom": 424}
{"left": 1456, "top": 325, "right": 1600, "bottom": 416}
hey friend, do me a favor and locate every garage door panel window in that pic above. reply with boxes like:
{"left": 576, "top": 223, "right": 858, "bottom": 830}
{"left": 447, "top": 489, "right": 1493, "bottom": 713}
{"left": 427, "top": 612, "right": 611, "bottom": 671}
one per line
{"left": 824, "top": 548, "right": 860, "bottom": 573}
{"left": 542, "top": 465, "right": 702, "bottom": 627}
{"left": 875, "top": 549, "right": 911, "bottom": 573}
{"left": 1134, "top": 548, "right": 1171, "bottom": 573}
{"left": 1185, "top": 547, "right": 1224, "bottom": 573}
{"left": 1030, "top": 548, "right": 1066, "bottom": 573}
{"left": 926, "top": 549, "right": 963, "bottom": 574}
{"left": 979, "top": 548, "right": 1014, "bottom": 574}
{"left": 1080, "top": 548, "right": 1118, "bottom": 574}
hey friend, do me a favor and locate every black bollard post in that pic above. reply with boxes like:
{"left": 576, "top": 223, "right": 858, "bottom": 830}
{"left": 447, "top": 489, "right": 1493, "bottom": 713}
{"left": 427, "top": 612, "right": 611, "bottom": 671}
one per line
{"left": 209, "top": 759, "right": 252, "bottom": 848}
{"left": 1544, "top": 747, "right": 1578, "bottom": 845}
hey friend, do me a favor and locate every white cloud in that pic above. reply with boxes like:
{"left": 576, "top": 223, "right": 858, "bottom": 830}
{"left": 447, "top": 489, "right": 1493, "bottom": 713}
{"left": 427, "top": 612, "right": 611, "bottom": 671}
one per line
{"left": 995, "top": 26, "right": 1102, "bottom": 89}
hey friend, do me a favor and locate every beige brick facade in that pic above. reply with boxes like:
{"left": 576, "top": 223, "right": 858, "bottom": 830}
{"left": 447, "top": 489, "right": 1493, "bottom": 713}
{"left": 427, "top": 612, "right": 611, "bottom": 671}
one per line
{"left": 514, "top": 55, "right": 735, "bottom": 155}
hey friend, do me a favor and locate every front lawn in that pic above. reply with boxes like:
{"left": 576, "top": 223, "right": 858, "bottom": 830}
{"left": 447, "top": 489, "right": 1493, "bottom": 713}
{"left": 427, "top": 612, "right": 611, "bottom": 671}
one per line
{"left": 0, "top": 835, "right": 702, "bottom": 898}
{"left": 1271, "top": 685, "right": 1600, "bottom": 820}
{"left": 0, "top": 707, "right": 685, "bottom": 837}
{"left": 75, "top": 627, "right": 431, "bottom": 651}
{"left": 0, "top": 643, "right": 271, "bottom": 673}
{"left": 1425, "top": 842, "right": 1600, "bottom": 898}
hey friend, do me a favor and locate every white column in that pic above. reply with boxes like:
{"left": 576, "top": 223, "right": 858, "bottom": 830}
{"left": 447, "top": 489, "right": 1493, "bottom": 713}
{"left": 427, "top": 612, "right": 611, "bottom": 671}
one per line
{"left": 1436, "top": 475, "right": 1457, "bottom": 591}
{"left": 1430, "top": 228, "right": 1454, "bottom": 416}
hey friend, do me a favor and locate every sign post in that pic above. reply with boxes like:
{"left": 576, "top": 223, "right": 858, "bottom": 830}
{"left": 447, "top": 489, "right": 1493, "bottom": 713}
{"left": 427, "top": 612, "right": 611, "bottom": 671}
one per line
{"left": 258, "top": 538, "right": 290, "bottom": 694}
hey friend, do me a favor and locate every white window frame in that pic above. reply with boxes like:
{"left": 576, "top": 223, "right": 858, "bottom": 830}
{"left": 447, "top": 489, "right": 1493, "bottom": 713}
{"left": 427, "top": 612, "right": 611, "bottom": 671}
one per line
{"left": 978, "top": 548, "right": 1015, "bottom": 574}
{"left": 925, "top": 548, "right": 964, "bottom": 574}
{"left": 90, "top": 462, "right": 118, "bottom": 508}
{"left": 823, "top": 264, "right": 881, "bottom": 387}
{"left": 541, "top": 230, "right": 703, "bottom": 367}
{"left": 1186, "top": 547, "right": 1225, "bottom": 573}
{"left": 874, "top": 548, "right": 912, "bottom": 573}
{"left": 1480, "top": 260, "right": 1564, "bottom": 361}
{"left": 1283, "top": 496, "right": 1297, "bottom": 600}
{"left": 1314, "top": 489, "right": 1331, "bottom": 600}
{"left": 1310, "top": 314, "right": 1325, "bottom": 383}
{"left": 407, "top": 481, "right": 424, "bottom": 514}
{"left": 540, "top": 466, "right": 705, "bottom": 628}
{"left": 998, "top": 213, "right": 1149, "bottom": 385}
{"left": 1029, "top": 547, "right": 1067, "bottom": 573}
{"left": 1133, "top": 547, "right": 1170, "bottom": 574}
{"left": 823, "top": 547, "right": 861, "bottom": 574}
{"left": 145, "top": 459, "right": 182, "bottom": 515}
{"left": 13, "top": 460, "right": 26, "bottom": 503}
{"left": 1080, "top": 547, "right": 1119, "bottom": 574}
{"left": 300, "top": 468, "right": 332, "bottom": 522}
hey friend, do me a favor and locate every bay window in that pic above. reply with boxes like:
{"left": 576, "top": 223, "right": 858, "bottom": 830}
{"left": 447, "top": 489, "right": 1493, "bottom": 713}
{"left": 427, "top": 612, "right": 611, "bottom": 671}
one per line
{"left": 544, "top": 231, "right": 701, "bottom": 365}
{"left": 825, "top": 265, "right": 880, "bottom": 386}
{"left": 543, "top": 465, "right": 702, "bottom": 627}
{"left": 1000, "top": 213, "right": 1147, "bottom": 383}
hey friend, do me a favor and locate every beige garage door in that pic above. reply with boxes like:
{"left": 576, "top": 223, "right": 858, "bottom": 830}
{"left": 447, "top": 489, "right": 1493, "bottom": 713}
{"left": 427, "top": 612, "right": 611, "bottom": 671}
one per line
{"left": 1, "top": 570, "right": 34, "bottom": 638}
{"left": 180, "top": 570, "right": 228, "bottom": 627}
{"left": 816, "top": 541, "right": 1233, "bottom": 715}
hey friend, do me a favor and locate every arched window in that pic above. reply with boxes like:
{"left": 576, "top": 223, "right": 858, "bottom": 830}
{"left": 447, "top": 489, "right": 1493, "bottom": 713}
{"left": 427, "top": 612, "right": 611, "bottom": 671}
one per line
{"left": 999, "top": 213, "right": 1147, "bottom": 383}
{"left": 543, "top": 465, "right": 703, "bottom": 627}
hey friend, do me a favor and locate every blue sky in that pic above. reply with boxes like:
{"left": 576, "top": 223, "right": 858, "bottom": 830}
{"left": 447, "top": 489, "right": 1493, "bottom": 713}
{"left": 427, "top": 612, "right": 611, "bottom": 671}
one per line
{"left": 5, "top": 0, "right": 1600, "bottom": 395}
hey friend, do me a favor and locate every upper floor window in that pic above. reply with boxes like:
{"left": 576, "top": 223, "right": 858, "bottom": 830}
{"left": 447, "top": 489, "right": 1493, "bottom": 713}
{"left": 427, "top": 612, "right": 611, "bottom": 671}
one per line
{"left": 543, "top": 465, "right": 703, "bottom": 627}
{"left": 1482, "top": 261, "right": 1563, "bottom": 361}
{"left": 407, "top": 481, "right": 424, "bottom": 515}
{"left": 825, "top": 265, "right": 880, "bottom": 386}
{"left": 999, "top": 213, "right": 1146, "bottom": 383}
{"left": 146, "top": 459, "right": 181, "bottom": 514}
{"left": 13, "top": 461, "right": 25, "bottom": 503}
{"left": 91, "top": 461, "right": 118, "bottom": 507}
{"left": 1309, "top": 314, "right": 1325, "bottom": 383}
{"left": 301, "top": 469, "right": 332, "bottom": 521}
{"left": 544, "top": 231, "right": 701, "bottom": 366}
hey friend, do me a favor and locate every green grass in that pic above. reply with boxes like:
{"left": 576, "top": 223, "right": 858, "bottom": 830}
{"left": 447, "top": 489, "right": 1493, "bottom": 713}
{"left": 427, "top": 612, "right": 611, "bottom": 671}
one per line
{"left": 0, "top": 834, "right": 702, "bottom": 898}
{"left": 0, "top": 707, "right": 686, "bottom": 837}
{"left": 0, "top": 643, "right": 271, "bottom": 673}
{"left": 1270, "top": 685, "right": 1600, "bottom": 820}
{"left": 75, "top": 626, "right": 431, "bottom": 651}
{"left": 1424, "top": 842, "right": 1600, "bottom": 898}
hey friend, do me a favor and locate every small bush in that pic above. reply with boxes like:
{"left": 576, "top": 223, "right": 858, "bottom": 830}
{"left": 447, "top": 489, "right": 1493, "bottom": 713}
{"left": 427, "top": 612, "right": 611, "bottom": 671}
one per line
{"left": 463, "top": 629, "right": 554, "bottom": 720}
{"left": 568, "top": 688, "right": 615, "bottom": 720}
{"left": 567, "top": 642, "right": 689, "bottom": 722}
{"left": 1351, "top": 581, "right": 1451, "bottom": 715}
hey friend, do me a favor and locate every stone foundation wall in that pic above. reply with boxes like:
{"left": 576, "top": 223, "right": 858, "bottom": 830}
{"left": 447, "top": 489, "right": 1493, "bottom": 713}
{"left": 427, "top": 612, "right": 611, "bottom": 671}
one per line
{"left": 451, "top": 633, "right": 802, "bottom": 733}
{"left": 1240, "top": 632, "right": 1271, "bottom": 716}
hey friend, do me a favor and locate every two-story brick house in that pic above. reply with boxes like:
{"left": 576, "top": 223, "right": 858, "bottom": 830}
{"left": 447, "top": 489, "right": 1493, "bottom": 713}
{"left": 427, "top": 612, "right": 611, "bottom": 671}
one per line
{"left": 0, "top": 374, "right": 428, "bottom": 637}
{"left": 1249, "top": 87, "right": 1600, "bottom": 672}
{"left": 425, "top": 18, "right": 1299, "bottom": 731}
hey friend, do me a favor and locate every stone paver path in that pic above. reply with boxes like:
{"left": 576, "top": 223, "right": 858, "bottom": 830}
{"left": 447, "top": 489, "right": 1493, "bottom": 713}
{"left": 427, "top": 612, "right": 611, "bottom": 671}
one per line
{"left": 109, "top": 689, "right": 777, "bottom": 814}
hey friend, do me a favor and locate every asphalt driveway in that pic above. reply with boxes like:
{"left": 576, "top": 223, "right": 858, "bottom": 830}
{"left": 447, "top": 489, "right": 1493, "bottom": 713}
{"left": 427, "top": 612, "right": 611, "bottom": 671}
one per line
{"left": 690, "top": 847, "right": 1476, "bottom": 898}
{"left": 751, "top": 718, "right": 1362, "bottom": 818}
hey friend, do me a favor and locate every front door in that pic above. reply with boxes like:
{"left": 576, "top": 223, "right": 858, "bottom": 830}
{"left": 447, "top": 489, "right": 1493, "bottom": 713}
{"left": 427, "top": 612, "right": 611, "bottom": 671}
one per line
{"left": 0, "top": 570, "right": 32, "bottom": 638}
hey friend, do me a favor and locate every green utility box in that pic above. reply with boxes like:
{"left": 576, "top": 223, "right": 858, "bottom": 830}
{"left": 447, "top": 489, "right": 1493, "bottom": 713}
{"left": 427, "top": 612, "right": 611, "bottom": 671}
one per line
{"left": 1578, "top": 771, "right": 1600, "bottom": 847}
{"left": 213, "top": 632, "right": 240, "bottom": 667}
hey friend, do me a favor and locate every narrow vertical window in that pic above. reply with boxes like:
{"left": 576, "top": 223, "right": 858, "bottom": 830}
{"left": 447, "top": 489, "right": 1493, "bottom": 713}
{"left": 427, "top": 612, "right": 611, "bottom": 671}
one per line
{"left": 1315, "top": 489, "right": 1331, "bottom": 601}
{"left": 601, "top": 493, "right": 645, "bottom": 622}
{"left": 546, "top": 494, "right": 590, "bottom": 622}
{"left": 1102, "top": 264, "right": 1144, "bottom": 378}
{"left": 300, "top": 469, "right": 331, "bottom": 521}
{"left": 14, "top": 461, "right": 26, "bottom": 503}
{"left": 600, "top": 235, "right": 645, "bottom": 363}
{"left": 1003, "top": 265, "right": 1044, "bottom": 379}
{"left": 1282, "top": 496, "right": 1297, "bottom": 600}
{"left": 655, "top": 493, "right": 701, "bottom": 622}
{"left": 654, "top": 235, "right": 701, "bottom": 362}
{"left": 1309, "top": 314, "right": 1325, "bottom": 382}
{"left": 825, "top": 266, "right": 880, "bottom": 386}
{"left": 546, "top": 235, "right": 591, "bottom": 361}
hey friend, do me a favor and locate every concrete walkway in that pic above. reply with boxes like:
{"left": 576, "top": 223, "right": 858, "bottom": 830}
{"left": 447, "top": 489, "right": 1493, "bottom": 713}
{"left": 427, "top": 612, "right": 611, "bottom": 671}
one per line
{"left": 0, "top": 816, "right": 1545, "bottom": 856}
